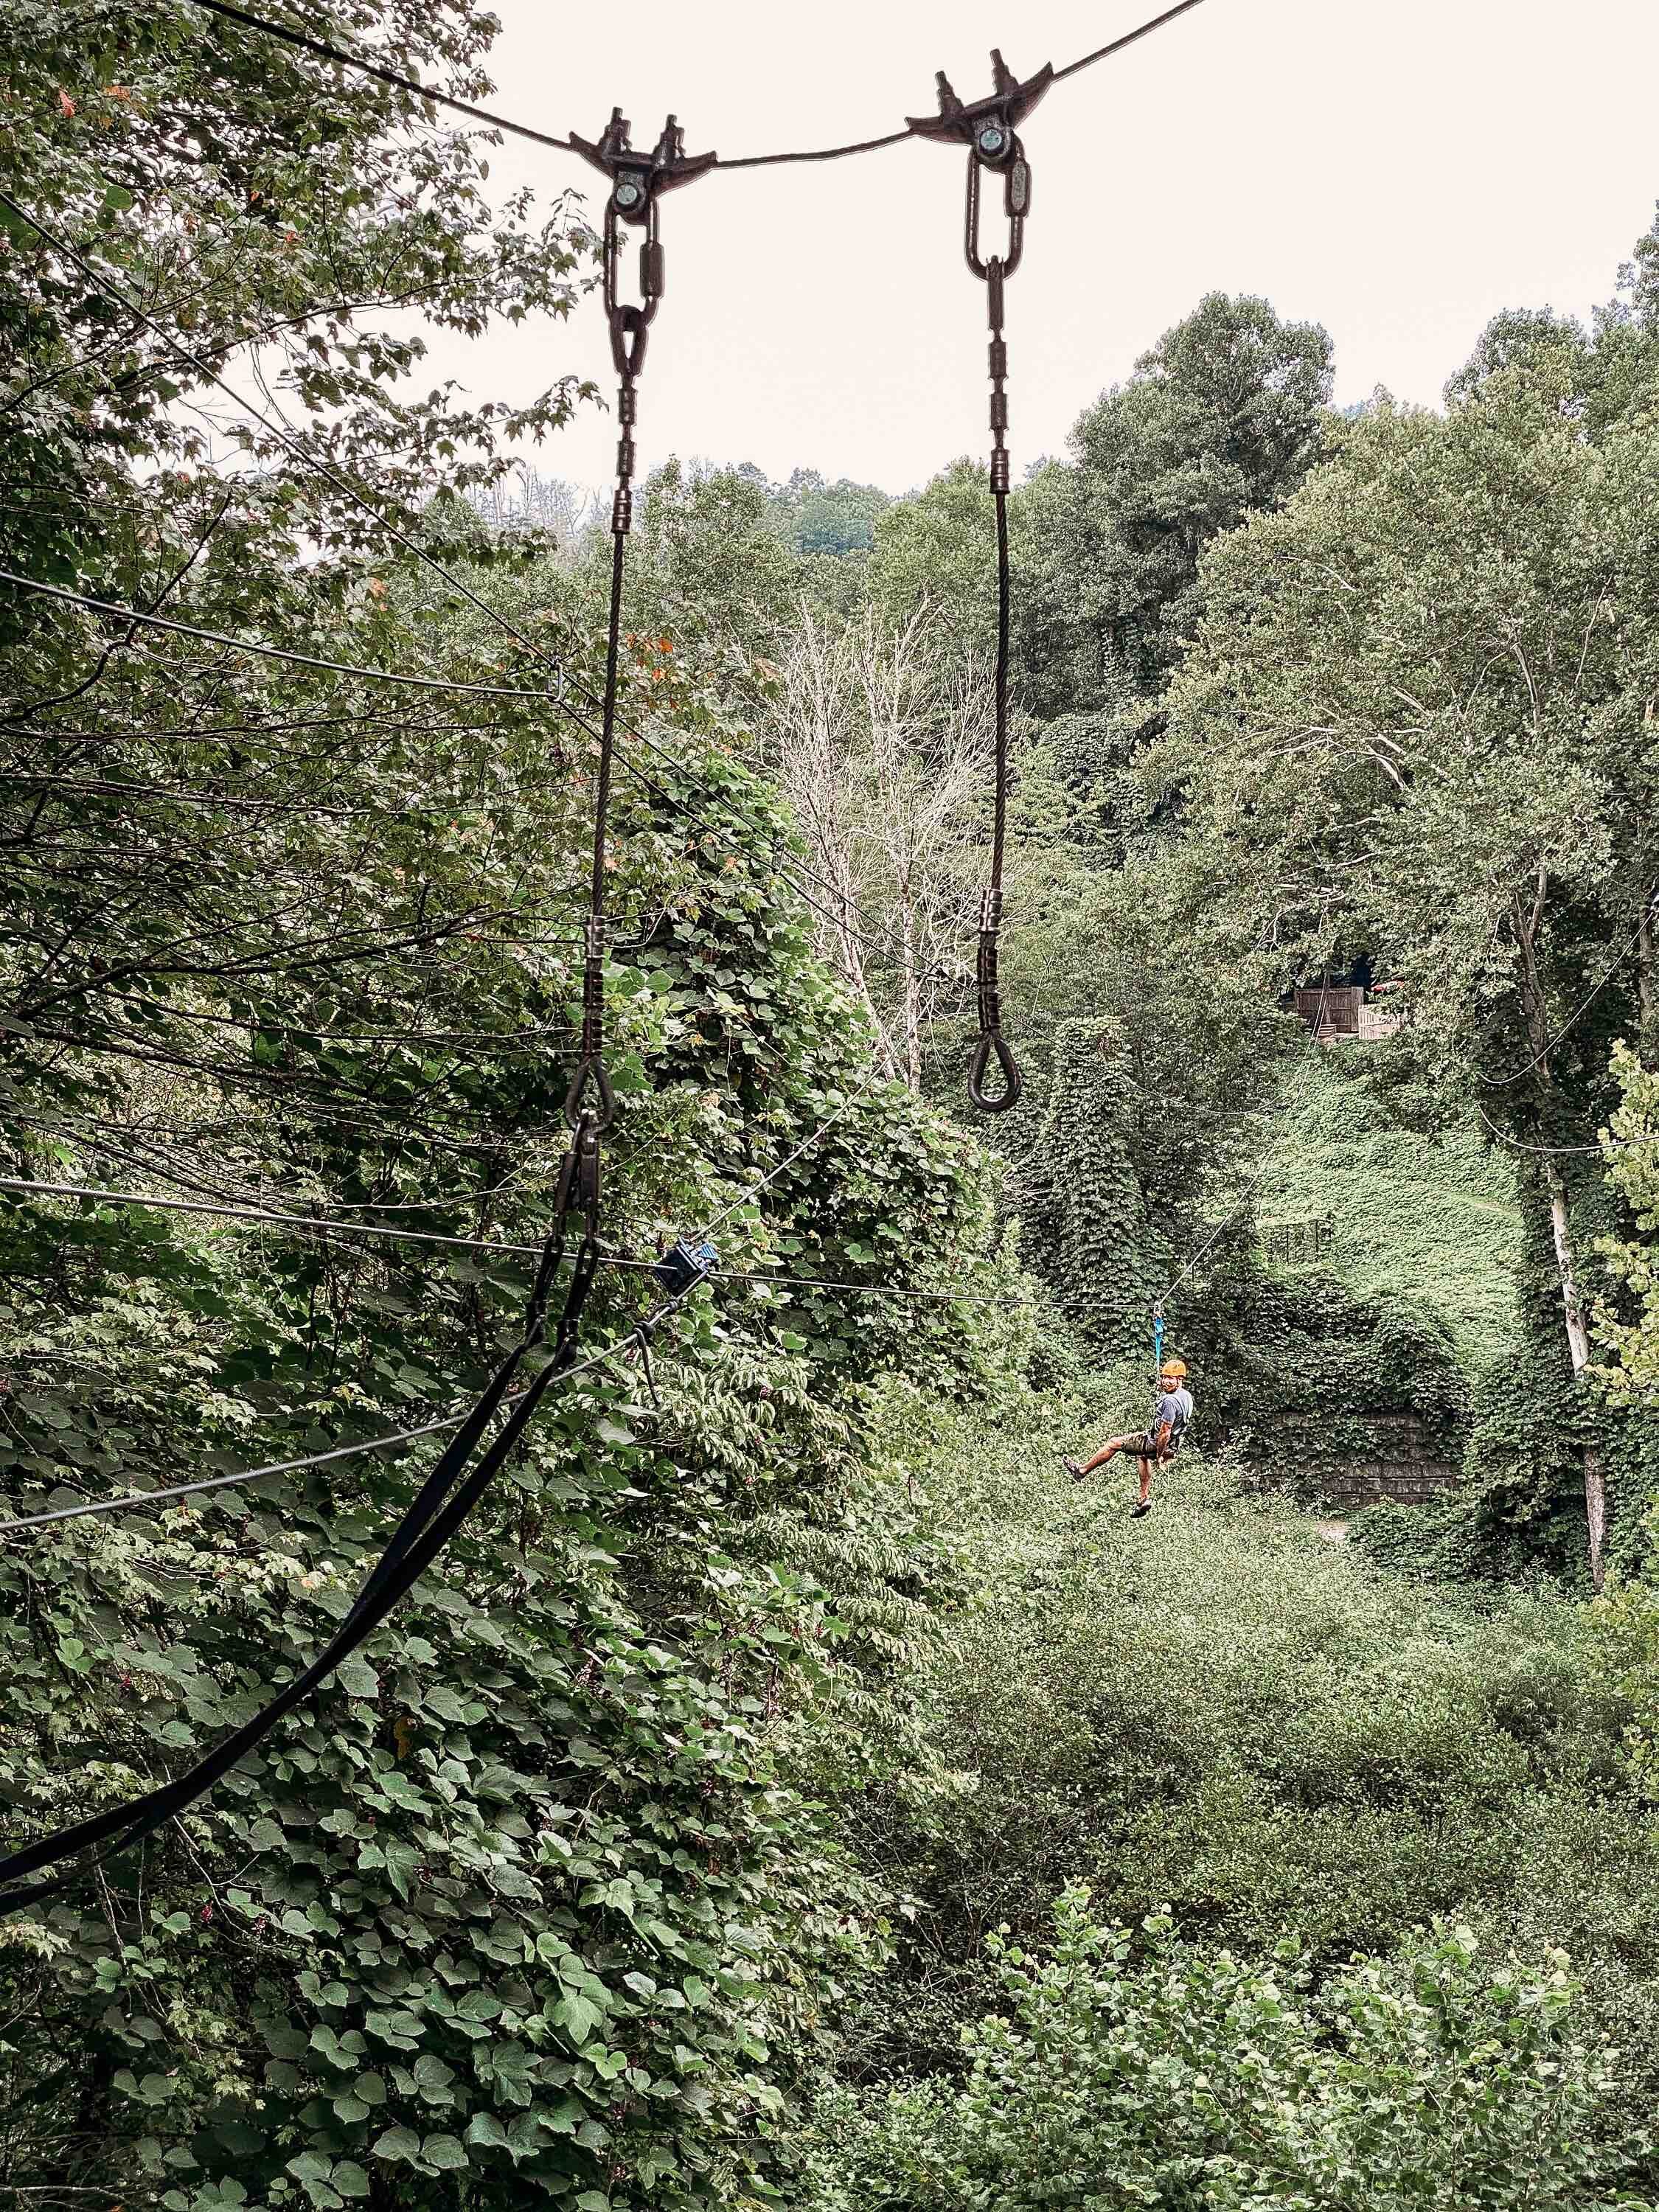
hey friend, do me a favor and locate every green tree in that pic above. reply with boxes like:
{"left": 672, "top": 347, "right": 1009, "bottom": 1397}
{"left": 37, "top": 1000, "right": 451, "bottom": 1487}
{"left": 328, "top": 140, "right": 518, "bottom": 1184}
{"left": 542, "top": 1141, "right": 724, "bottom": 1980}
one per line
{"left": 0, "top": 7, "right": 1023, "bottom": 2205}
{"left": 1161, "top": 356, "right": 1659, "bottom": 1582}
{"left": 1018, "top": 291, "right": 1333, "bottom": 714}
{"left": 807, "top": 1888, "right": 1654, "bottom": 2211}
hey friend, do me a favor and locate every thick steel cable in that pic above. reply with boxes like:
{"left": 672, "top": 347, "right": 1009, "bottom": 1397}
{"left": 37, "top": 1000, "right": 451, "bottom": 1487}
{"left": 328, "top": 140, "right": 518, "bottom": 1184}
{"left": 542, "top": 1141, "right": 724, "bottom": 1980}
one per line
{"left": 1049, "top": 0, "right": 1213, "bottom": 80}
{"left": 0, "top": 1409, "right": 484, "bottom": 1537}
{"left": 175, "top": 0, "right": 1210, "bottom": 169}
{"left": 0, "top": 571, "right": 546, "bottom": 701}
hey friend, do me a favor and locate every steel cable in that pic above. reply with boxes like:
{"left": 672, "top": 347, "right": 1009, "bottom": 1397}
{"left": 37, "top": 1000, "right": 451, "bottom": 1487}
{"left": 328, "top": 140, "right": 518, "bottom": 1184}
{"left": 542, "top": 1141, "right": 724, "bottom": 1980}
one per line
{"left": 175, "top": 0, "right": 1210, "bottom": 170}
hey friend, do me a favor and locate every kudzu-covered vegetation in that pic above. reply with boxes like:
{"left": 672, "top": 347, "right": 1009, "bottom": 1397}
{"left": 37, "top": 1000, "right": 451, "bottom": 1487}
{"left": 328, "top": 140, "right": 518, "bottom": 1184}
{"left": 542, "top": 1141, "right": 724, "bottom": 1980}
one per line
{"left": 4, "top": 3, "right": 1659, "bottom": 2207}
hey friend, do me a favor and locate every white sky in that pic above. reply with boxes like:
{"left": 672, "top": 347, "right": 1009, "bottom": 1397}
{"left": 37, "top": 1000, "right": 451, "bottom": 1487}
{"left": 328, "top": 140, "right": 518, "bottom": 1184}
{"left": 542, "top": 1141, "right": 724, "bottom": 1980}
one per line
{"left": 415, "top": 0, "right": 1659, "bottom": 497}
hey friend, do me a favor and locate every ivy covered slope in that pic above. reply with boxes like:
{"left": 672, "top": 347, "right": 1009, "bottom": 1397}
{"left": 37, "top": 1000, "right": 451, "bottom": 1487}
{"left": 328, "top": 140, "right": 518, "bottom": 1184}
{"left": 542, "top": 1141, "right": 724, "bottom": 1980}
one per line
{"left": 1256, "top": 1054, "right": 1522, "bottom": 1373}
{"left": 0, "top": 4, "right": 1017, "bottom": 2205}
{"left": 0, "top": 594, "right": 1013, "bottom": 2210}
{"left": 1013, "top": 1021, "right": 1469, "bottom": 1489}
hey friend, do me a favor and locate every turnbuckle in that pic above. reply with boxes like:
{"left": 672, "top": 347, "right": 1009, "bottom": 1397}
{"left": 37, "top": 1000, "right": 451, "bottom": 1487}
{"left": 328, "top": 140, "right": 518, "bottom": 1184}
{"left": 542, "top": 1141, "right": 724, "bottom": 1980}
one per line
{"left": 563, "top": 914, "right": 616, "bottom": 1132}
{"left": 570, "top": 110, "right": 714, "bottom": 383}
{"left": 546, "top": 1109, "right": 602, "bottom": 1357}
{"left": 529, "top": 1105, "right": 603, "bottom": 1340}
{"left": 553, "top": 1107, "right": 604, "bottom": 1238}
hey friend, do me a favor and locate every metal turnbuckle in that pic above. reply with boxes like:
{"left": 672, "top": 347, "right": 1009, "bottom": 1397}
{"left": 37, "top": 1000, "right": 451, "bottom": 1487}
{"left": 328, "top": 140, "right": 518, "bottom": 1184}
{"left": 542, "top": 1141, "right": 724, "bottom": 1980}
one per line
{"left": 563, "top": 914, "right": 616, "bottom": 1132}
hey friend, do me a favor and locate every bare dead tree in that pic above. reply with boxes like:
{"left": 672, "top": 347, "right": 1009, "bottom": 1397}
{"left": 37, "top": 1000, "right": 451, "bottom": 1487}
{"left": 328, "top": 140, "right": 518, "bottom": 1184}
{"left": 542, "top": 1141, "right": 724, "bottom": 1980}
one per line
{"left": 771, "top": 600, "right": 990, "bottom": 1091}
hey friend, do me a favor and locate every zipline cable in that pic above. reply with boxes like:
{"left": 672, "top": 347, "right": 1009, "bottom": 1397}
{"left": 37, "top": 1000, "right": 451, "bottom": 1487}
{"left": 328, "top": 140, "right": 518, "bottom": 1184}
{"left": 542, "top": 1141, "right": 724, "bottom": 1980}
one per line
{"left": 1475, "top": 1104, "right": 1659, "bottom": 1160}
{"left": 1479, "top": 894, "right": 1659, "bottom": 1089}
{"left": 0, "top": 571, "right": 550, "bottom": 701}
{"left": 0, "top": 1410, "right": 493, "bottom": 1537}
{"left": 174, "top": 0, "right": 1209, "bottom": 171}
{"left": 0, "top": 1172, "right": 1003, "bottom": 1305}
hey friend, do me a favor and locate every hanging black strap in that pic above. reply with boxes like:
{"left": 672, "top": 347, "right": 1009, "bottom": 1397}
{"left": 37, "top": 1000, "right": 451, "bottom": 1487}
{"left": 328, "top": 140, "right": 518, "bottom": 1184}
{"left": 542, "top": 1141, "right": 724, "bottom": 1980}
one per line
{"left": 0, "top": 1165, "right": 602, "bottom": 1915}
{"left": 914, "top": 53, "right": 1047, "bottom": 1115}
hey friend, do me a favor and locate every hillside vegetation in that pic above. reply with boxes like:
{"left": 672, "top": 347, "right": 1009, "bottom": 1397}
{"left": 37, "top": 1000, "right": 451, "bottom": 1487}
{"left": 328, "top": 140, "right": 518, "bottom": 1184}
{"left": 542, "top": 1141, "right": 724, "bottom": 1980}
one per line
{"left": 4, "top": 7, "right": 1659, "bottom": 2208}
{"left": 807, "top": 1409, "right": 1659, "bottom": 2208}
{"left": 1258, "top": 1055, "right": 1522, "bottom": 1372}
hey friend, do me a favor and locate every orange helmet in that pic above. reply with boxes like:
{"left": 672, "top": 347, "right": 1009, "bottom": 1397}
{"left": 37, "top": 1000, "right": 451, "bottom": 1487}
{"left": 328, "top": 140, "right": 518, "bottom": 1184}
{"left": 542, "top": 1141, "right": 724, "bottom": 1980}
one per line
{"left": 1159, "top": 1359, "right": 1188, "bottom": 1380}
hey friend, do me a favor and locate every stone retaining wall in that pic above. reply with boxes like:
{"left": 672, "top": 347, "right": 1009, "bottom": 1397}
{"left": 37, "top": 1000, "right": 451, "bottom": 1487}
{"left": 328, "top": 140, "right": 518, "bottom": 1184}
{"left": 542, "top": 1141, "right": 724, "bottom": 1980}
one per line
{"left": 1312, "top": 1413, "right": 1461, "bottom": 1507}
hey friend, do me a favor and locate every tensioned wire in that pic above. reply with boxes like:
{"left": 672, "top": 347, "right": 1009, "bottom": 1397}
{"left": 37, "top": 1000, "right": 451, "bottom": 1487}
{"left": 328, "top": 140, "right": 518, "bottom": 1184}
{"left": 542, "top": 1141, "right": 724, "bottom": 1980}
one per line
{"left": 0, "top": 1166, "right": 1001, "bottom": 1303}
{"left": 0, "top": 1067, "right": 1007, "bottom": 1546}
{"left": 173, "top": 0, "right": 1210, "bottom": 170}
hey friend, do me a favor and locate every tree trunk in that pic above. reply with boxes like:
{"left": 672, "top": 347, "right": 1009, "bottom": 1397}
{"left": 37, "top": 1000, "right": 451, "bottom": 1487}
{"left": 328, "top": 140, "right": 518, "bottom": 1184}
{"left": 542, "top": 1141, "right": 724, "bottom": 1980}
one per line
{"left": 899, "top": 883, "right": 922, "bottom": 1094}
{"left": 1541, "top": 1147, "right": 1605, "bottom": 1587}
{"left": 1516, "top": 884, "right": 1607, "bottom": 1588}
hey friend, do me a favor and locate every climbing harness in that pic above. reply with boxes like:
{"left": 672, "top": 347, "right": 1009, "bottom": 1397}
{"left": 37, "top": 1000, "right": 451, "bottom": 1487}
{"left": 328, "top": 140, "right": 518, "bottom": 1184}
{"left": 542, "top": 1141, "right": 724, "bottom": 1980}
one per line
{"left": 913, "top": 53, "right": 1048, "bottom": 1114}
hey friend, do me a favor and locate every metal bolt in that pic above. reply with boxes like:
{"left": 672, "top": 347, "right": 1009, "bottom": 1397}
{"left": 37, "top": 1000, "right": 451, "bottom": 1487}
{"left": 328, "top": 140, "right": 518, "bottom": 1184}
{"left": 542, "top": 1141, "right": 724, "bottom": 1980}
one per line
{"left": 614, "top": 175, "right": 644, "bottom": 211}
{"left": 976, "top": 123, "right": 1006, "bottom": 157}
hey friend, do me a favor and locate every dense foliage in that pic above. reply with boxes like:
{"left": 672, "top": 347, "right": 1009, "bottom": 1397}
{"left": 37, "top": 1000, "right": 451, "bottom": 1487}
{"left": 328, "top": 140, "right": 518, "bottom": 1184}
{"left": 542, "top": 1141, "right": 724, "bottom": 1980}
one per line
{"left": 0, "top": 7, "right": 1012, "bottom": 2206}
{"left": 809, "top": 1893, "right": 1655, "bottom": 2211}
{"left": 5, "top": 7, "right": 1659, "bottom": 2205}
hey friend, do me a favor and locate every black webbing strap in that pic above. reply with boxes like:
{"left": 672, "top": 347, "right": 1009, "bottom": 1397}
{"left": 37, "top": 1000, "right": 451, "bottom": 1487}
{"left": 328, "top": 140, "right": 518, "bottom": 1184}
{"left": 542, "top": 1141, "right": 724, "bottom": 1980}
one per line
{"left": 0, "top": 1154, "right": 602, "bottom": 1915}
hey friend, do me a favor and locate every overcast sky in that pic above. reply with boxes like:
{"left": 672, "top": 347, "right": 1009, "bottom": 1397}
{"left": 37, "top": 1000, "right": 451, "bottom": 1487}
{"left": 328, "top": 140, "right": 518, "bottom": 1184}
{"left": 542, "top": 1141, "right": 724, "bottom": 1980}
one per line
{"left": 414, "top": 0, "right": 1659, "bottom": 497}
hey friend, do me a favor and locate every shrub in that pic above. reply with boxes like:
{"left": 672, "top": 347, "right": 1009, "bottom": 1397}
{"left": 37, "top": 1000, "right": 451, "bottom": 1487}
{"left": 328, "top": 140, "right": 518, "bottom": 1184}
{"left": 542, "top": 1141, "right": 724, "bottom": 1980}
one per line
{"left": 804, "top": 1887, "right": 1656, "bottom": 2211}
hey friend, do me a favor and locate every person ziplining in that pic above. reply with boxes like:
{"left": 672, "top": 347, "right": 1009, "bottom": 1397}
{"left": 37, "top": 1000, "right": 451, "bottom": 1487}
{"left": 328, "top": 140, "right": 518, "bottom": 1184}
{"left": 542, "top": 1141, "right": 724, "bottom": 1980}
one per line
{"left": 1064, "top": 1357, "right": 1192, "bottom": 1518}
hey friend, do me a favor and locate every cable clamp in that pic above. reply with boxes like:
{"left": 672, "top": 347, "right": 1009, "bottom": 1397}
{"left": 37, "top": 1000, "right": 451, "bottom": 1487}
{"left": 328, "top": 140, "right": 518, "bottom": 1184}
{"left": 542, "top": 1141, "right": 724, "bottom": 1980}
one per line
{"left": 908, "top": 51, "right": 1048, "bottom": 279}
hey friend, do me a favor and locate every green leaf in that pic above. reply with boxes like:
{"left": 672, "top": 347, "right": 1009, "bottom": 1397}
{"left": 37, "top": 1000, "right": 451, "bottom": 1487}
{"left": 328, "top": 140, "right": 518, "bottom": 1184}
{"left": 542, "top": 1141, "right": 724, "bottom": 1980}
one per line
{"left": 369, "top": 2126, "right": 422, "bottom": 2165}
{"left": 335, "top": 1656, "right": 380, "bottom": 1700}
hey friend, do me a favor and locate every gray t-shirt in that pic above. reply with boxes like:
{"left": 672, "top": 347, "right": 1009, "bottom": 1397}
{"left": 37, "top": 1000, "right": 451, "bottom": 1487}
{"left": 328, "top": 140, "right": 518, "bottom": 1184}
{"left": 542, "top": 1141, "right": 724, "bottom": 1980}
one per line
{"left": 1150, "top": 1389, "right": 1183, "bottom": 1436}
